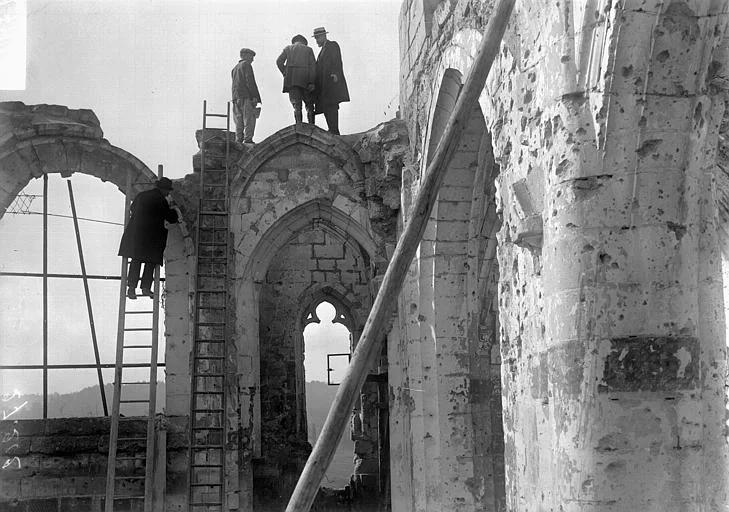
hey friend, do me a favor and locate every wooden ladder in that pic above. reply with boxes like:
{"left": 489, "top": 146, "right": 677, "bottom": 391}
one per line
{"left": 188, "top": 101, "right": 231, "bottom": 511}
{"left": 105, "top": 170, "right": 162, "bottom": 512}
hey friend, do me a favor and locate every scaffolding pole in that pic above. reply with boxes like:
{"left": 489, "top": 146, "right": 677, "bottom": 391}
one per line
{"left": 284, "top": 1, "right": 516, "bottom": 510}
{"left": 42, "top": 173, "right": 48, "bottom": 419}
{"left": 67, "top": 180, "right": 108, "bottom": 416}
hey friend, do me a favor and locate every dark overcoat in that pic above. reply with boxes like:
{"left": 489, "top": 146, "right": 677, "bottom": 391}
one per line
{"left": 276, "top": 43, "right": 316, "bottom": 93}
{"left": 118, "top": 188, "right": 179, "bottom": 265}
{"left": 314, "top": 40, "right": 350, "bottom": 112}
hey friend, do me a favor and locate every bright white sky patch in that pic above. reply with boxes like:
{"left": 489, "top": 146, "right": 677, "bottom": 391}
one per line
{"left": 0, "top": 0, "right": 26, "bottom": 90}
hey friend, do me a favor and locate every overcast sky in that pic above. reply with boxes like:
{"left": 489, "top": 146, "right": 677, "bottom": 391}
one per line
{"left": 0, "top": 0, "right": 400, "bottom": 404}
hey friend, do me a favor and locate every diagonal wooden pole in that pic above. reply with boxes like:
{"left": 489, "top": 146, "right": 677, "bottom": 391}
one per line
{"left": 285, "top": 1, "right": 516, "bottom": 510}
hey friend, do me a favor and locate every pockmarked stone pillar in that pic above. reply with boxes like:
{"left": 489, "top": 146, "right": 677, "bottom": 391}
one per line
{"left": 541, "top": 2, "right": 728, "bottom": 510}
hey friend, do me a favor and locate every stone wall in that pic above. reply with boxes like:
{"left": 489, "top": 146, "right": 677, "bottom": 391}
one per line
{"left": 396, "top": 1, "right": 729, "bottom": 511}
{"left": 0, "top": 417, "right": 187, "bottom": 512}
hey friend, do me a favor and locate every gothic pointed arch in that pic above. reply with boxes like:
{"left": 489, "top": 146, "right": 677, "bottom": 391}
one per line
{"left": 243, "top": 199, "right": 377, "bottom": 283}
{"left": 233, "top": 124, "right": 366, "bottom": 195}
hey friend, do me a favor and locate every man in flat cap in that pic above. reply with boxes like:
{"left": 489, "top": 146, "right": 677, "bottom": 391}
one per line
{"left": 118, "top": 178, "right": 180, "bottom": 299}
{"left": 312, "top": 27, "right": 349, "bottom": 135}
{"left": 231, "top": 48, "right": 261, "bottom": 144}
{"left": 276, "top": 34, "right": 317, "bottom": 125}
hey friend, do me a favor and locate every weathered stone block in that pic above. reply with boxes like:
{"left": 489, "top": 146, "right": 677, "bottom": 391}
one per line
{"left": 600, "top": 336, "right": 699, "bottom": 393}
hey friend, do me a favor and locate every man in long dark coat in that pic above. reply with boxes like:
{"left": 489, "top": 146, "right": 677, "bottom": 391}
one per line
{"left": 118, "top": 178, "right": 179, "bottom": 299}
{"left": 312, "top": 27, "right": 350, "bottom": 135}
{"left": 276, "top": 34, "right": 317, "bottom": 125}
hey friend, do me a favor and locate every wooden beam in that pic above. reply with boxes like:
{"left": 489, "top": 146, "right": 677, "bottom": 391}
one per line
{"left": 284, "top": 1, "right": 516, "bottom": 510}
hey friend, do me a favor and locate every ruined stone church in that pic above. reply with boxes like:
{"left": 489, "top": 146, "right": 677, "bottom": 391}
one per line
{"left": 2, "top": 0, "right": 729, "bottom": 511}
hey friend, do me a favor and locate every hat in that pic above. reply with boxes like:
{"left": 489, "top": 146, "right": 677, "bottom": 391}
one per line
{"left": 312, "top": 27, "right": 328, "bottom": 37}
{"left": 292, "top": 34, "right": 308, "bottom": 45}
{"left": 155, "top": 177, "right": 173, "bottom": 191}
{"left": 240, "top": 48, "right": 256, "bottom": 57}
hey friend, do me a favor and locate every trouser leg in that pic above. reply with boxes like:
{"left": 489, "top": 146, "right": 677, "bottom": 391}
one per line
{"left": 323, "top": 105, "right": 340, "bottom": 135}
{"left": 140, "top": 263, "right": 155, "bottom": 291}
{"left": 232, "top": 100, "right": 245, "bottom": 143}
{"left": 303, "top": 90, "right": 315, "bottom": 124}
{"left": 127, "top": 259, "right": 141, "bottom": 289}
{"left": 242, "top": 99, "right": 257, "bottom": 142}
{"left": 289, "top": 88, "right": 303, "bottom": 124}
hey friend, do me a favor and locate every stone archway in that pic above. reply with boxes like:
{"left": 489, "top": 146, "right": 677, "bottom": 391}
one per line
{"left": 244, "top": 199, "right": 378, "bottom": 508}
{"left": 0, "top": 101, "right": 195, "bottom": 418}
{"left": 391, "top": 64, "right": 505, "bottom": 511}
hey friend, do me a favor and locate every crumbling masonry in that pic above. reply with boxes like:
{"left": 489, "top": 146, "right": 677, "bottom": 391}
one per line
{"left": 3, "top": 0, "right": 729, "bottom": 511}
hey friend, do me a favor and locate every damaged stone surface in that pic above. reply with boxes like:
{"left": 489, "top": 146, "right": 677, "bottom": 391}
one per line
{"left": 4, "top": 0, "right": 729, "bottom": 510}
{"left": 394, "top": 0, "right": 729, "bottom": 511}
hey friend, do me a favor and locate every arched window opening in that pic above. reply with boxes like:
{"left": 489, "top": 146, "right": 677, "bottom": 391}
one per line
{"left": 0, "top": 173, "right": 166, "bottom": 419}
{"left": 302, "top": 300, "right": 354, "bottom": 488}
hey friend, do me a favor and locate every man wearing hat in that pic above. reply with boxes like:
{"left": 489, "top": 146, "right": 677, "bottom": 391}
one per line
{"left": 118, "top": 178, "right": 180, "bottom": 299}
{"left": 276, "top": 34, "right": 317, "bottom": 125}
{"left": 231, "top": 48, "right": 261, "bottom": 144}
{"left": 312, "top": 27, "right": 349, "bottom": 135}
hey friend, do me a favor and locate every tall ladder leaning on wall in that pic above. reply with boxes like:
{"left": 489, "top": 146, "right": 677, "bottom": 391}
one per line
{"left": 188, "top": 101, "right": 231, "bottom": 511}
{"left": 105, "top": 167, "right": 163, "bottom": 512}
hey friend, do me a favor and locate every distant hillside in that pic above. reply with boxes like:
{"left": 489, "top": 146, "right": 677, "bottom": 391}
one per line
{"left": 306, "top": 380, "right": 355, "bottom": 488}
{"left": 10, "top": 381, "right": 166, "bottom": 419}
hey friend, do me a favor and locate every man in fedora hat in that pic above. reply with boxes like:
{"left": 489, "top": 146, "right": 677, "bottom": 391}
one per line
{"left": 312, "top": 27, "right": 349, "bottom": 135}
{"left": 231, "top": 47, "right": 261, "bottom": 144}
{"left": 118, "top": 178, "right": 179, "bottom": 299}
{"left": 276, "top": 34, "right": 317, "bottom": 125}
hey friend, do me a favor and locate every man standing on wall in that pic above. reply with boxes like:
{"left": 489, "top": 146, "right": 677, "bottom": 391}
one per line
{"left": 231, "top": 48, "right": 261, "bottom": 144}
{"left": 312, "top": 27, "right": 349, "bottom": 135}
{"left": 276, "top": 34, "right": 317, "bottom": 125}
{"left": 118, "top": 178, "right": 179, "bottom": 299}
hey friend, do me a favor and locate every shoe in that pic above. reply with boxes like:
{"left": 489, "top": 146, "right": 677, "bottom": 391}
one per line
{"left": 141, "top": 288, "right": 154, "bottom": 299}
{"left": 126, "top": 287, "right": 137, "bottom": 300}
{"left": 243, "top": 140, "right": 255, "bottom": 145}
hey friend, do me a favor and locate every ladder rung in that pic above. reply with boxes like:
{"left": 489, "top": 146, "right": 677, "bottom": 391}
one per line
{"left": 205, "top": 113, "right": 228, "bottom": 118}
{"left": 124, "top": 345, "right": 153, "bottom": 349}
{"left": 190, "top": 483, "right": 223, "bottom": 487}
{"left": 124, "top": 328, "right": 153, "bottom": 332}
{"left": 126, "top": 310, "right": 154, "bottom": 315}
{"left": 118, "top": 437, "right": 146, "bottom": 441}
{"left": 116, "top": 455, "right": 146, "bottom": 460}
{"left": 120, "top": 399, "right": 150, "bottom": 403}
{"left": 191, "top": 464, "right": 224, "bottom": 469}
{"left": 195, "top": 339, "right": 225, "bottom": 343}
{"left": 200, "top": 211, "right": 228, "bottom": 216}
{"left": 192, "top": 408, "right": 224, "bottom": 413}
{"left": 202, "top": 168, "right": 227, "bottom": 172}
{"left": 121, "top": 381, "right": 150, "bottom": 385}
{"left": 115, "top": 475, "right": 145, "bottom": 480}
{"left": 190, "top": 503, "right": 222, "bottom": 507}
{"left": 192, "top": 426, "right": 224, "bottom": 431}
{"left": 192, "top": 443, "right": 224, "bottom": 448}
{"left": 197, "top": 256, "right": 228, "bottom": 261}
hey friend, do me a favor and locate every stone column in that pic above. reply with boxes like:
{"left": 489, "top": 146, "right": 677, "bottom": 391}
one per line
{"left": 542, "top": 2, "right": 728, "bottom": 511}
